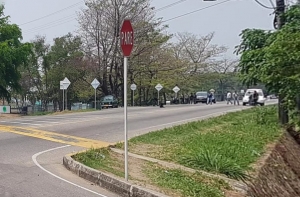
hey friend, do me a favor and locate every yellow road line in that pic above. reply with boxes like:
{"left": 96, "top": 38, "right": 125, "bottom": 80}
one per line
{"left": 0, "top": 125, "right": 111, "bottom": 149}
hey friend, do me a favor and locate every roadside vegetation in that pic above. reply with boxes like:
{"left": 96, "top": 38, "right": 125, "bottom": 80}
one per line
{"left": 73, "top": 105, "right": 281, "bottom": 197}
{"left": 30, "top": 108, "right": 96, "bottom": 116}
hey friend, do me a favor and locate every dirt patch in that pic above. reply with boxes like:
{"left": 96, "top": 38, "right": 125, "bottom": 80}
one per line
{"left": 247, "top": 131, "right": 300, "bottom": 197}
{"left": 105, "top": 151, "right": 174, "bottom": 195}
{"left": 0, "top": 114, "right": 21, "bottom": 119}
{"left": 130, "top": 144, "right": 173, "bottom": 160}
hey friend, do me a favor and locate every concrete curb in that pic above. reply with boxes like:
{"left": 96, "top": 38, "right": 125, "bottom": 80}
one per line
{"left": 63, "top": 155, "right": 169, "bottom": 197}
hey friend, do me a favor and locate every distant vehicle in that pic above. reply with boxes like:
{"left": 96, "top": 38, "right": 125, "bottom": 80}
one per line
{"left": 195, "top": 91, "right": 215, "bottom": 104}
{"left": 195, "top": 91, "right": 208, "bottom": 104}
{"left": 268, "top": 94, "right": 277, "bottom": 99}
{"left": 100, "top": 95, "right": 118, "bottom": 108}
{"left": 242, "top": 89, "right": 266, "bottom": 106}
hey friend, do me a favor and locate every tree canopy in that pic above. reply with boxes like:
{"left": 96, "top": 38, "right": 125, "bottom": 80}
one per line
{"left": 236, "top": 5, "right": 300, "bottom": 121}
{"left": 0, "top": 5, "right": 32, "bottom": 101}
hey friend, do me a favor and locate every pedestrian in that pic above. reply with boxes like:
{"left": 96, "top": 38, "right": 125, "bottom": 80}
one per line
{"left": 233, "top": 91, "right": 239, "bottom": 105}
{"left": 189, "top": 93, "right": 194, "bottom": 104}
{"left": 207, "top": 92, "right": 213, "bottom": 105}
{"left": 227, "top": 91, "right": 233, "bottom": 105}
{"left": 253, "top": 91, "right": 259, "bottom": 106}
{"left": 194, "top": 93, "right": 197, "bottom": 104}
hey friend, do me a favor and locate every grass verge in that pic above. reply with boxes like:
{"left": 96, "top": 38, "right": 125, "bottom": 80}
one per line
{"left": 73, "top": 148, "right": 231, "bottom": 197}
{"left": 72, "top": 148, "right": 124, "bottom": 177}
{"left": 73, "top": 105, "right": 282, "bottom": 197}
{"left": 116, "top": 105, "right": 282, "bottom": 181}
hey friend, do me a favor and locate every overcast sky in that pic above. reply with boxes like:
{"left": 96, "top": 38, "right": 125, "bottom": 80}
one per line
{"left": 3, "top": 0, "right": 279, "bottom": 58}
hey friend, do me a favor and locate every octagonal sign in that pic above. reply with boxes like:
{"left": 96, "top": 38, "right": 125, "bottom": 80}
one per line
{"left": 120, "top": 19, "right": 134, "bottom": 57}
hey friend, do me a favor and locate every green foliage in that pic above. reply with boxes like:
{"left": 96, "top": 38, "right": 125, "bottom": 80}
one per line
{"left": 182, "top": 149, "right": 250, "bottom": 181}
{"left": 145, "top": 165, "right": 227, "bottom": 197}
{"left": 72, "top": 148, "right": 124, "bottom": 177}
{"left": 236, "top": 5, "right": 300, "bottom": 124}
{"left": 0, "top": 5, "right": 32, "bottom": 101}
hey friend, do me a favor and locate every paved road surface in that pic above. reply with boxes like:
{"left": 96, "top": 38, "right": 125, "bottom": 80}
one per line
{"left": 0, "top": 100, "right": 277, "bottom": 197}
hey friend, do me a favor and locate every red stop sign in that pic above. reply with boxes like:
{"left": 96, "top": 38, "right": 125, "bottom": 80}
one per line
{"left": 120, "top": 19, "right": 134, "bottom": 57}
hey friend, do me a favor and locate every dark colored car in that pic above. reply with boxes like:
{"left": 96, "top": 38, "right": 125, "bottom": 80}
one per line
{"left": 100, "top": 95, "right": 118, "bottom": 108}
{"left": 195, "top": 91, "right": 216, "bottom": 104}
{"left": 195, "top": 91, "right": 208, "bottom": 104}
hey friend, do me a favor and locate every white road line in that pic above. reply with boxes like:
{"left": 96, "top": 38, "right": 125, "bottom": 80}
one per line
{"left": 8, "top": 122, "right": 42, "bottom": 126}
{"left": 32, "top": 145, "right": 109, "bottom": 197}
{"left": 15, "top": 120, "right": 59, "bottom": 123}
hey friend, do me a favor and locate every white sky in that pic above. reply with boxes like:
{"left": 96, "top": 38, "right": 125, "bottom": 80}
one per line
{"left": 4, "top": 0, "right": 278, "bottom": 58}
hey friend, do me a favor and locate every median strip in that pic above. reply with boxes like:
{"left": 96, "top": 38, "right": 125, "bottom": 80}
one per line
{"left": 0, "top": 125, "right": 111, "bottom": 148}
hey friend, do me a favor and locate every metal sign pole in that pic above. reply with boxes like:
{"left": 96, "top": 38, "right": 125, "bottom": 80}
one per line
{"left": 124, "top": 57, "right": 128, "bottom": 181}
{"left": 63, "top": 88, "right": 64, "bottom": 111}
{"left": 133, "top": 90, "right": 134, "bottom": 107}
{"left": 158, "top": 90, "right": 159, "bottom": 106}
{"left": 95, "top": 88, "right": 97, "bottom": 110}
{"left": 66, "top": 89, "right": 68, "bottom": 110}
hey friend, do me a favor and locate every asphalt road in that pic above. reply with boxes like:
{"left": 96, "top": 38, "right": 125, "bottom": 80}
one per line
{"left": 0, "top": 100, "right": 278, "bottom": 197}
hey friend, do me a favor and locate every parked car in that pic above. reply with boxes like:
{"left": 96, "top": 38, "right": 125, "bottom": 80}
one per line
{"left": 100, "top": 95, "right": 118, "bottom": 108}
{"left": 242, "top": 89, "right": 266, "bottom": 106}
{"left": 268, "top": 94, "right": 277, "bottom": 99}
{"left": 195, "top": 91, "right": 207, "bottom": 104}
{"left": 195, "top": 91, "right": 216, "bottom": 104}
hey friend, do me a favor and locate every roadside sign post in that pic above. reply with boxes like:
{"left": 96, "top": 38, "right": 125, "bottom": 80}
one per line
{"left": 91, "top": 78, "right": 100, "bottom": 110}
{"left": 121, "top": 19, "right": 134, "bottom": 182}
{"left": 155, "top": 84, "right": 163, "bottom": 106}
{"left": 60, "top": 77, "right": 71, "bottom": 111}
{"left": 173, "top": 86, "right": 180, "bottom": 99}
{"left": 130, "top": 84, "right": 137, "bottom": 106}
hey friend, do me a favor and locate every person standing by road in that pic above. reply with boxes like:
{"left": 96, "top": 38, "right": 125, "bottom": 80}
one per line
{"left": 233, "top": 91, "right": 239, "bottom": 105}
{"left": 227, "top": 91, "right": 233, "bottom": 105}
{"left": 207, "top": 91, "right": 213, "bottom": 105}
{"left": 253, "top": 90, "right": 259, "bottom": 106}
{"left": 189, "top": 93, "right": 194, "bottom": 104}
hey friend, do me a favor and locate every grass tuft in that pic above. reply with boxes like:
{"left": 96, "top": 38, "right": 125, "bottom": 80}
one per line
{"left": 182, "top": 149, "right": 251, "bottom": 181}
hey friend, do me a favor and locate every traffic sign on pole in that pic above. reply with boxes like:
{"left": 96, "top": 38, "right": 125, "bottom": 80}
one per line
{"left": 131, "top": 84, "right": 137, "bottom": 107}
{"left": 155, "top": 84, "right": 163, "bottom": 106}
{"left": 61, "top": 77, "right": 71, "bottom": 110}
{"left": 91, "top": 78, "right": 100, "bottom": 110}
{"left": 121, "top": 19, "right": 134, "bottom": 57}
{"left": 130, "top": 84, "right": 137, "bottom": 91}
{"left": 121, "top": 19, "right": 134, "bottom": 182}
{"left": 155, "top": 84, "right": 163, "bottom": 91}
{"left": 173, "top": 86, "right": 180, "bottom": 98}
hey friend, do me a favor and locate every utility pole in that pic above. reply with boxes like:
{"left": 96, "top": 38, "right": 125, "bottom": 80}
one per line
{"left": 275, "top": 0, "right": 289, "bottom": 124}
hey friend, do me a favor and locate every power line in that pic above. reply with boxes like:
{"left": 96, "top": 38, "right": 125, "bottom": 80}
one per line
{"left": 23, "top": 14, "right": 76, "bottom": 34}
{"left": 22, "top": 0, "right": 191, "bottom": 34}
{"left": 253, "top": 0, "right": 275, "bottom": 9}
{"left": 163, "top": 0, "right": 231, "bottom": 22}
{"left": 19, "top": 1, "right": 83, "bottom": 26}
{"left": 22, "top": 0, "right": 229, "bottom": 35}
{"left": 155, "top": 0, "right": 189, "bottom": 12}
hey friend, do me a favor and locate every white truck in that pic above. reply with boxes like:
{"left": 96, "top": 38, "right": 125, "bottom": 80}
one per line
{"left": 242, "top": 89, "right": 266, "bottom": 106}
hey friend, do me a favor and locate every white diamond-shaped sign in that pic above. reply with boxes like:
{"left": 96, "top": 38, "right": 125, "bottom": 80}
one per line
{"left": 130, "top": 84, "right": 137, "bottom": 91}
{"left": 62, "top": 77, "right": 71, "bottom": 89}
{"left": 91, "top": 78, "right": 100, "bottom": 89}
{"left": 155, "top": 84, "right": 163, "bottom": 91}
{"left": 173, "top": 86, "right": 180, "bottom": 93}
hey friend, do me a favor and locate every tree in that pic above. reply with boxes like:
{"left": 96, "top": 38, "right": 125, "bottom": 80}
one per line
{"left": 236, "top": 5, "right": 300, "bottom": 123}
{"left": 0, "top": 5, "right": 32, "bottom": 102}
{"left": 77, "top": 0, "right": 170, "bottom": 104}
{"left": 175, "top": 32, "right": 227, "bottom": 74}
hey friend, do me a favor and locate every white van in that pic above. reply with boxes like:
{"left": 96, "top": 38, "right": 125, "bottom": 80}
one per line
{"left": 242, "top": 89, "right": 266, "bottom": 106}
